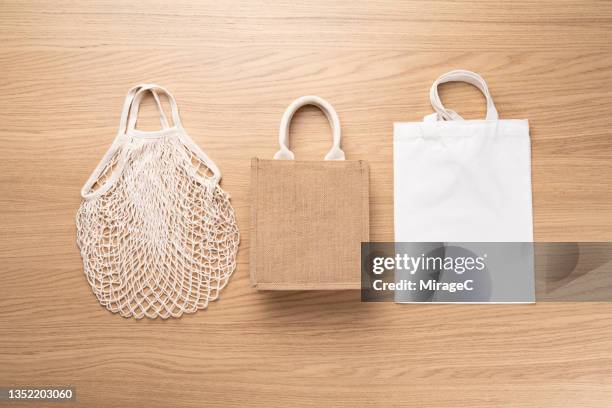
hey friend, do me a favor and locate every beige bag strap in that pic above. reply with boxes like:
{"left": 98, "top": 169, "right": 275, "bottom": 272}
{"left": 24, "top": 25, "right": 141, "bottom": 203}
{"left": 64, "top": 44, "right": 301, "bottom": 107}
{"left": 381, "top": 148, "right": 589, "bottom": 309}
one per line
{"left": 118, "top": 84, "right": 168, "bottom": 133}
{"left": 427, "top": 70, "right": 499, "bottom": 121}
{"left": 81, "top": 84, "right": 158, "bottom": 200}
{"left": 126, "top": 84, "right": 182, "bottom": 133}
{"left": 274, "top": 95, "right": 345, "bottom": 160}
{"left": 81, "top": 84, "right": 221, "bottom": 201}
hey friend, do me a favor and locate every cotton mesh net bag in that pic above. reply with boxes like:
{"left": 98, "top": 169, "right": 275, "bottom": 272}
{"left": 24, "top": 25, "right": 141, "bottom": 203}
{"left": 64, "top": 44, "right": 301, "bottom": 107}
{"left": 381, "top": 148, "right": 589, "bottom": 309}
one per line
{"left": 76, "top": 84, "right": 239, "bottom": 319}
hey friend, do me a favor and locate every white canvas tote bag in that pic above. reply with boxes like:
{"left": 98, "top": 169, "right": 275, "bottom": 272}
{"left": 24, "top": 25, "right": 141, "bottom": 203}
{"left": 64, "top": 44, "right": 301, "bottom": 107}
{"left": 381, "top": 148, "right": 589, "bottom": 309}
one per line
{"left": 76, "top": 84, "right": 239, "bottom": 319}
{"left": 394, "top": 70, "right": 533, "bottom": 242}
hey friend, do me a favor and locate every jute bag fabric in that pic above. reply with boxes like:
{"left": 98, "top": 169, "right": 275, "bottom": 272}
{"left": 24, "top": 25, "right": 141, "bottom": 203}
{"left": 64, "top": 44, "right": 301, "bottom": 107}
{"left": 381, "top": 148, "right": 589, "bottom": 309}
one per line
{"left": 394, "top": 70, "right": 533, "bottom": 242}
{"left": 76, "top": 84, "right": 239, "bottom": 319}
{"left": 250, "top": 96, "right": 369, "bottom": 290}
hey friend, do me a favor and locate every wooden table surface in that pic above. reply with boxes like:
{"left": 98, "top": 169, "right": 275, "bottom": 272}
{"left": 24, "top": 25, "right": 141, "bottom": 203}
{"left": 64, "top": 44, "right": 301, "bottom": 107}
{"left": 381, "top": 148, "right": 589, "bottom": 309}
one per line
{"left": 2, "top": 1, "right": 612, "bottom": 407}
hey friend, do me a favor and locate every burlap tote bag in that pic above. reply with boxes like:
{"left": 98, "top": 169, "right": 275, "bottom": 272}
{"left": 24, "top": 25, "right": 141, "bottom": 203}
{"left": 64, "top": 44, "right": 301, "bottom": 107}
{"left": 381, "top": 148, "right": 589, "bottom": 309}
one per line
{"left": 250, "top": 96, "right": 369, "bottom": 290}
{"left": 76, "top": 84, "right": 239, "bottom": 319}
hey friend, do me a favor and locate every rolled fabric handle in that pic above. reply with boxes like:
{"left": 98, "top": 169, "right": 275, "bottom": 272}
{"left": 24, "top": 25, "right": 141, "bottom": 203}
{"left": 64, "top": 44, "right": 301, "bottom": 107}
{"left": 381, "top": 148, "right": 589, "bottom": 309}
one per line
{"left": 274, "top": 95, "right": 345, "bottom": 160}
{"left": 429, "top": 70, "right": 499, "bottom": 121}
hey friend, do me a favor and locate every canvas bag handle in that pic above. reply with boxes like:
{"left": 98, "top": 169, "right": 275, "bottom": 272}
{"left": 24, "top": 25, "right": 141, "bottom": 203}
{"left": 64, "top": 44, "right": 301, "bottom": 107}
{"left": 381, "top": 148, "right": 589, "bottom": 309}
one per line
{"left": 274, "top": 95, "right": 345, "bottom": 160}
{"left": 427, "top": 70, "right": 499, "bottom": 121}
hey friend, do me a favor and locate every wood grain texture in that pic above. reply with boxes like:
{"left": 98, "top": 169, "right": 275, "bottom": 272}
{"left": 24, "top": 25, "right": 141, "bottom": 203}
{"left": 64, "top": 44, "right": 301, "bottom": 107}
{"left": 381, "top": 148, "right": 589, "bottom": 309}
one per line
{"left": 250, "top": 159, "right": 368, "bottom": 290}
{"left": 1, "top": 1, "right": 612, "bottom": 407}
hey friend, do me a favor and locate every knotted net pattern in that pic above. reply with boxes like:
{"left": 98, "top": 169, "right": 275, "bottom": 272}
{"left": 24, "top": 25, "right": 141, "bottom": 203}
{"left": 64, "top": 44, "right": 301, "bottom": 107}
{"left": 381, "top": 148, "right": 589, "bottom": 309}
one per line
{"left": 76, "top": 133, "right": 239, "bottom": 319}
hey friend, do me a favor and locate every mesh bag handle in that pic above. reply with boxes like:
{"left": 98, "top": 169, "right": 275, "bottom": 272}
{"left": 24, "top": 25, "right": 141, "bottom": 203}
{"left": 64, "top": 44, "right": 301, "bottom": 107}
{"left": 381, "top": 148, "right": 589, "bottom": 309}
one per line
{"left": 80, "top": 84, "right": 157, "bottom": 199}
{"left": 81, "top": 84, "right": 221, "bottom": 200}
{"left": 126, "top": 84, "right": 183, "bottom": 132}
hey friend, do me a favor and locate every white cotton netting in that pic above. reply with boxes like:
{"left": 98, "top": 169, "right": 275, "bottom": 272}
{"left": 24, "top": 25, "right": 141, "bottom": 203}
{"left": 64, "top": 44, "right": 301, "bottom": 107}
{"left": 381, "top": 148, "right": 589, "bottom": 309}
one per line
{"left": 76, "top": 132, "right": 239, "bottom": 319}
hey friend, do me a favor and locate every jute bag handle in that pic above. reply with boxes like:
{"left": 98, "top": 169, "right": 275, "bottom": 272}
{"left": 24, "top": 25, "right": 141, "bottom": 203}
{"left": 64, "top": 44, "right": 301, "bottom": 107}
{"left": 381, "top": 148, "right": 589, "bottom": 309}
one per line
{"left": 427, "top": 70, "right": 499, "bottom": 121}
{"left": 274, "top": 95, "right": 345, "bottom": 160}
